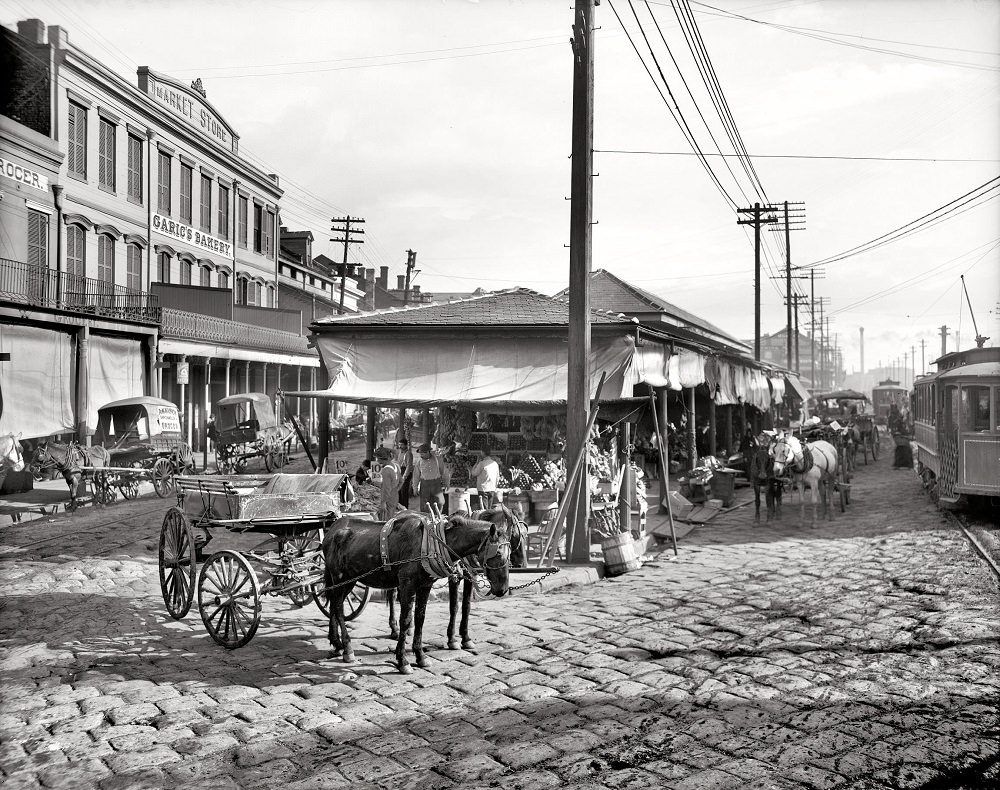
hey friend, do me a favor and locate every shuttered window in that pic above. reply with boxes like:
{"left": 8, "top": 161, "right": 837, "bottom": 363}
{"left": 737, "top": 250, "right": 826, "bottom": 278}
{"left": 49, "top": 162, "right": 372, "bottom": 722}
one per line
{"left": 218, "top": 271, "right": 229, "bottom": 290}
{"left": 238, "top": 196, "right": 248, "bottom": 248}
{"left": 97, "top": 234, "right": 114, "bottom": 285}
{"left": 127, "top": 134, "right": 143, "bottom": 203}
{"left": 200, "top": 265, "right": 211, "bottom": 287}
{"left": 27, "top": 210, "right": 49, "bottom": 269}
{"left": 68, "top": 102, "right": 87, "bottom": 178}
{"left": 66, "top": 225, "right": 85, "bottom": 278}
{"left": 157, "top": 251, "right": 171, "bottom": 283}
{"left": 157, "top": 152, "right": 171, "bottom": 213}
{"left": 180, "top": 164, "right": 193, "bottom": 224}
{"left": 99, "top": 118, "right": 115, "bottom": 191}
{"left": 253, "top": 204, "right": 264, "bottom": 253}
{"left": 180, "top": 258, "right": 192, "bottom": 285}
{"left": 126, "top": 244, "right": 142, "bottom": 291}
{"left": 217, "top": 184, "right": 230, "bottom": 237}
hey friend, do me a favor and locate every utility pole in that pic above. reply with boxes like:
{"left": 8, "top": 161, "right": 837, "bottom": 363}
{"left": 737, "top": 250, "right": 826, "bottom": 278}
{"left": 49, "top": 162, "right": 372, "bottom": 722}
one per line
{"left": 402, "top": 249, "right": 418, "bottom": 306}
{"left": 566, "top": 0, "right": 596, "bottom": 564}
{"left": 737, "top": 203, "right": 778, "bottom": 361}
{"left": 920, "top": 338, "right": 926, "bottom": 373}
{"left": 939, "top": 325, "right": 949, "bottom": 358}
{"left": 790, "top": 294, "right": 808, "bottom": 375}
{"left": 911, "top": 346, "right": 916, "bottom": 387}
{"left": 767, "top": 202, "right": 805, "bottom": 369}
{"left": 330, "top": 216, "right": 365, "bottom": 314}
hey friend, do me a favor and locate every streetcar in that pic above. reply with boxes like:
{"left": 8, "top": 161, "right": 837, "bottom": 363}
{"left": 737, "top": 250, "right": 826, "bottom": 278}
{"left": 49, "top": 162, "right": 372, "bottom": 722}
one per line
{"left": 912, "top": 346, "right": 1000, "bottom": 507}
{"left": 871, "top": 379, "right": 910, "bottom": 425}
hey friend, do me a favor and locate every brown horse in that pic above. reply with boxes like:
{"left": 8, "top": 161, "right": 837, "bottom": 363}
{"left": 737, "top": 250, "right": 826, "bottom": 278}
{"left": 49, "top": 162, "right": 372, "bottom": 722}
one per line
{"left": 31, "top": 441, "right": 110, "bottom": 510}
{"left": 323, "top": 511, "right": 510, "bottom": 674}
{"left": 387, "top": 503, "right": 528, "bottom": 650}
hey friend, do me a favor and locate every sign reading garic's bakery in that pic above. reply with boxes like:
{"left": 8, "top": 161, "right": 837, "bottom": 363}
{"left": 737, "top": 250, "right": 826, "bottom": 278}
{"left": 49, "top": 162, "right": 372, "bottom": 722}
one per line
{"left": 137, "top": 67, "right": 239, "bottom": 154}
{"left": 153, "top": 213, "right": 232, "bottom": 257}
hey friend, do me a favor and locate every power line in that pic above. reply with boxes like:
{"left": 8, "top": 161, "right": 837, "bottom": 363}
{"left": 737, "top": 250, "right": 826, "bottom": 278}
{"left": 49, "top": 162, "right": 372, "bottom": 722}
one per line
{"left": 593, "top": 149, "right": 999, "bottom": 163}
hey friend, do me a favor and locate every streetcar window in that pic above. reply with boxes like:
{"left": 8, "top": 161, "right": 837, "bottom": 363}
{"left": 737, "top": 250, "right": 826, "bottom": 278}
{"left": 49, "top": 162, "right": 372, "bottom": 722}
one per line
{"left": 945, "top": 386, "right": 959, "bottom": 431}
{"left": 964, "top": 386, "right": 991, "bottom": 432}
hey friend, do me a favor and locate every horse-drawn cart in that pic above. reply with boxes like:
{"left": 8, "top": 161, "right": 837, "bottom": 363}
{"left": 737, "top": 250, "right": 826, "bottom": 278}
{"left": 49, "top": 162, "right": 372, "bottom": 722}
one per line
{"left": 93, "top": 396, "right": 193, "bottom": 499}
{"left": 159, "top": 473, "right": 371, "bottom": 649}
{"left": 211, "top": 393, "right": 293, "bottom": 474}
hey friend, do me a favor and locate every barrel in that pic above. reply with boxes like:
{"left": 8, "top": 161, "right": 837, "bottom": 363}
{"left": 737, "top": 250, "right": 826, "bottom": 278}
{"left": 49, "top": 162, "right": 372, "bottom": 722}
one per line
{"left": 447, "top": 488, "right": 471, "bottom": 514}
{"left": 601, "top": 532, "right": 642, "bottom": 577}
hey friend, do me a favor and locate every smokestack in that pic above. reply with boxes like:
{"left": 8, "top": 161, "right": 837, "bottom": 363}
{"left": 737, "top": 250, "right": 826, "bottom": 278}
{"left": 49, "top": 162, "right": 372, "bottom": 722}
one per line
{"left": 378, "top": 266, "right": 388, "bottom": 290}
{"left": 397, "top": 275, "right": 405, "bottom": 290}
{"left": 859, "top": 327, "right": 864, "bottom": 374}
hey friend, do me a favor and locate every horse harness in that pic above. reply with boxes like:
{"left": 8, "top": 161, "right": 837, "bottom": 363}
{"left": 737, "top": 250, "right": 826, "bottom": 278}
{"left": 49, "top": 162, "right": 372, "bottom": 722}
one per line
{"left": 377, "top": 512, "right": 510, "bottom": 581}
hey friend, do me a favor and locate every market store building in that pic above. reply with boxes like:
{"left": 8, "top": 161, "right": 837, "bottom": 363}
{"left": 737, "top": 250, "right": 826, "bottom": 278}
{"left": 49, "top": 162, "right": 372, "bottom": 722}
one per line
{"left": 0, "top": 19, "right": 319, "bottom": 450}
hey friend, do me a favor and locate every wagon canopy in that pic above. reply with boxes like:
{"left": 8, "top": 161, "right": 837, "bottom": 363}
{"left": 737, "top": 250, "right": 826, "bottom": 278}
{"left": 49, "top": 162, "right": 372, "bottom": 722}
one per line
{"left": 814, "top": 389, "right": 869, "bottom": 402}
{"left": 214, "top": 392, "right": 278, "bottom": 431}
{"left": 94, "top": 397, "right": 182, "bottom": 446}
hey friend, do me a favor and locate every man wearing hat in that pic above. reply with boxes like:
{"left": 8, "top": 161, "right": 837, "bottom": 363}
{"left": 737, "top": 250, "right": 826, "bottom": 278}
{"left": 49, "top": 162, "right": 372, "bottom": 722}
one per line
{"left": 411, "top": 442, "right": 445, "bottom": 514}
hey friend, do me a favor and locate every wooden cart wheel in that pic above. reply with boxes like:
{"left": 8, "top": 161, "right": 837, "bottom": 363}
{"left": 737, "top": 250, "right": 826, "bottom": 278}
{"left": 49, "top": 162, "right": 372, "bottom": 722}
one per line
{"left": 198, "top": 550, "right": 261, "bottom": 649}
{"left": 215, "top": 445, "right": 233, "bottom": 474}
{"left": 159, "top": 507, "right": 197, "bottom": 619}
{"left": 152, "top": 457, "right": 174, "bottom": 498}
{"left": 118, "top": 473, "right": 140, "bottom": 500}
{"left": 279, "top": 533, "right": 320, "bottom": 608}
{"left": 871, "top": 427, "right": 880, "bottom": 461}
{"left": 271, "top": 443, "right": 287, "bottom": 470}
{"left": 93, "top": 471, "right": 117, "bottom": 505}
{"left": 263, "top": 439, "right": 277, "bottom": 472}
{"left": 341, "top": 584, "right": 372, "bottom": 621}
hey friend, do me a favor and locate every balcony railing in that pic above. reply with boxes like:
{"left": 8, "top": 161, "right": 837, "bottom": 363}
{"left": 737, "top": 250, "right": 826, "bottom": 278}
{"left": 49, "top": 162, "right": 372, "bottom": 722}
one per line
{"left": 161, "top": 307, "right": 315, "bottom": 356}
{"left": 0, "top": 257, "right": 161, "bottom": 324}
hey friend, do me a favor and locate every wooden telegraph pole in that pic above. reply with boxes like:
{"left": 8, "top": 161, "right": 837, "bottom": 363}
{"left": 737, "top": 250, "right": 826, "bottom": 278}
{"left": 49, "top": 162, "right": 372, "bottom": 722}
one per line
{"left": 566, "top": 0, "right": 596, "bottom": 564}
{"left": 737, "top": 203, "right": 777, "bottom": 361}
{"left": 330, "top": 216, "right": 365, "bottom": 314}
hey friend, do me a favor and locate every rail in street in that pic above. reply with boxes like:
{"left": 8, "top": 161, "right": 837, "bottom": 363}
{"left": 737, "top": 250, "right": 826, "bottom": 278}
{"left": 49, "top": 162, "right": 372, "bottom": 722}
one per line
{"left": 0, "top": 444, "right": 997, "bottom": 789}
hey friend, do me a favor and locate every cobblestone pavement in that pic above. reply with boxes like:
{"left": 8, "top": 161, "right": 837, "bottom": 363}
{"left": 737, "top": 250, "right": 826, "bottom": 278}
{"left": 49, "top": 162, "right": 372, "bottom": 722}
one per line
{"left": 1, "top": 455, "right": 998, "bottom": 789}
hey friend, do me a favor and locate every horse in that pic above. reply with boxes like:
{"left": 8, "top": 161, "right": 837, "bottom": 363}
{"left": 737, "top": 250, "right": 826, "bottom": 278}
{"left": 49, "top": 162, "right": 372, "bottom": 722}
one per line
{"left": 31, "top": 441, "right": 111, "bottom": 510}
{"left": 387, "top": 503, "right": 528, "bottom": 650}
{"left": 741, "top": 430, "right": 782, "bottom": 523}
{"left": 769, "top": 432, "right": 838, "bottom": 527}
{"left": 0, "top": 433, "right": 25, "bottom": 490}
{"left": 323, "top": 511, "right": 510, "bottom": 674}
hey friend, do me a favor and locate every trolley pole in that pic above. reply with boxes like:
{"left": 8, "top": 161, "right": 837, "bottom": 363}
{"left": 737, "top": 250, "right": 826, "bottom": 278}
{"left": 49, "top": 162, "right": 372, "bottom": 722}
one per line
{"left": 737, "top": 203, "right": 778, "bottom": 361}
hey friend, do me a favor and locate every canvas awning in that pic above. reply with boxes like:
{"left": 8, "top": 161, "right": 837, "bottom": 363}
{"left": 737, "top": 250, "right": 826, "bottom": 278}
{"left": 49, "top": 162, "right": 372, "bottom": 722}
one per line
{"left": 784, "top": 375, "right": 811, "bottom": 402}
{"left": 287, "top": 333, "right": 637, "bottom": 415}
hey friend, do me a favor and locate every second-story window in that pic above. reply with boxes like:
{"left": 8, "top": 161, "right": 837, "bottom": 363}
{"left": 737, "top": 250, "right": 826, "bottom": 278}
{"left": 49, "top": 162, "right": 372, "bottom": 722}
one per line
{"left": 126, "top": 244, "right": 141, "bottom": 291}
{"left": 157, "top": 251, "right": 171, "bottom": 283}
{"left": 97, "top": 234, "right": 115, "bottom": 288}
{"left": 27, "top": 210, "right": 48, "bottom": 270}
{"left": 99, "top": 118, "right": 116, "bottom": 192}
{"left": 264, "top": 209, "right": 275, "bottom": 257}
{"left": 200, "top": 174, "right": 212, "bottom": 231}
{"left": 157, "top": 152, "right": 171, "bottom": 214}
{"left": 66, "top": 225, "right": 85, "bottom": 279}
{"left": 218, "top": 270, "right": 229, "bottom": 290}
{"left": 180, "top": 164, "right": 193, "bottom": 224}
{"left": 127, "top": 134, "right": 143, "bottom": 203}
{"left": 253, "top": 204, "right": 263, "bottom": 253}
{"left": 180, "top": 258, "right": 192, "bottom": 285}
{"left": 200, "top": 265, "right": 211, "bottom": 287}
{"left": 68, "top": 102, "right": 87, "bottom": 179}
{"left": 218, "top": 184, "right": 230, "bottom": 238}
{"left": 238, "top": 196, "right": 248, "bottom": 248}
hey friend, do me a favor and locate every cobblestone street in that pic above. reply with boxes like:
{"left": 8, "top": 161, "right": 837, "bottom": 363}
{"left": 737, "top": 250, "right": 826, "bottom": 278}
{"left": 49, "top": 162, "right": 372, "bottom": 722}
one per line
{"left": 1, "top": 455, "right": 998, "bottom": 789}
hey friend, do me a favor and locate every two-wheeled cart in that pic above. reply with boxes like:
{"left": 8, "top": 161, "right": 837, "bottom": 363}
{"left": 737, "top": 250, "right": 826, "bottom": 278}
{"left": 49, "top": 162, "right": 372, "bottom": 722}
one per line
{"left": 158, "top": 473, "right": 372, "bottom": 649}
{"left": 211, "top": 393, "right": 293, "bottom": 474}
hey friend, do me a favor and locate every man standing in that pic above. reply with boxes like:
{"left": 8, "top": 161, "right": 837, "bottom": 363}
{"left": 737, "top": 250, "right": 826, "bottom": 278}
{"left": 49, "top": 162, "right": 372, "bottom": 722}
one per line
{"left": 412, "top": 443, "right": 445, "bottom": 514}
{"left": 469, "top": 446, "right": 500, "bottom": 508}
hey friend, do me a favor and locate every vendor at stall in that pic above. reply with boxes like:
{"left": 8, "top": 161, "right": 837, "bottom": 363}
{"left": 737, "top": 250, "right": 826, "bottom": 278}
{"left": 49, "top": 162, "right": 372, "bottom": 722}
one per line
{"left": 412, "top": 443, "right": 446, "bottom": 514}
{"left": 378, "top": 448, "right": 402, "bottom": 519}
{"left": 469, "top": 446, "right": 500, "bottom": 508}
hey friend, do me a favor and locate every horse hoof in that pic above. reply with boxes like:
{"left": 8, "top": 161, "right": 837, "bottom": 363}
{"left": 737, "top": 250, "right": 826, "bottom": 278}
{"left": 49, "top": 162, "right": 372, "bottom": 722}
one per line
{"left": 389, "top": 631, "right": 400, "bottom": 641}
{"left": 343, "top": 651, "right": 355, "bottom": 663}
{"left": 447, "top": 639, "right": 460, "bottom": 650}
{"left": 415, "top": 656, "right": 430, "bottom": 669}
{"left": 461, "top": 640, "right": 476, "bottom": 650}
{"left": 398, "top": 663, "right": 413, "bottom": 675}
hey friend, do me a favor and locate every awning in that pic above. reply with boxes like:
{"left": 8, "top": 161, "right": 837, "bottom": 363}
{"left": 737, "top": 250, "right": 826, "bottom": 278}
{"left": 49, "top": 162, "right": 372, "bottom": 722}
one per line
{"left": 287, "top": 333, "right": 636, "bottom": 415}
{"left": 784, "top": 375, "right": 811, "bottom": 402}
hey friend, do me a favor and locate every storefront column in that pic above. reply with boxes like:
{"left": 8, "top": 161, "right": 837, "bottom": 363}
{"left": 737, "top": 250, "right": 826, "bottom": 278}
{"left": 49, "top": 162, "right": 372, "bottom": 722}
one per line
{"left": 618, "top": 422, "right": 633, "bottom": 533}
{"left": 721, "top": 404, "right": 732, "bottom": 455}
{"left": 317, "top": 364, "right": 330, "bottom": 472}
{"left": 202, "top": 359, "right": 212, "bottom": 469}
{"left": 177, "top": 355, "right": 189, "bottom": 449}
{"left": 708, "top": 401, "right": 717, "bottom": 457}
{"left": 245, "top": 361, "right": 251, "bottom": 393}
{"left": 687, "top": 388, "right": 697, "bottom": 467}
{"left": 156, "top": 351, "right": 164, "bottom": 399}
{"left": 223, "top": 360, "right": 231, "bottom": 397}
{"left": 366, "top": 405, "right": 377, "bottom": 459}
{"left": 76, "top": 326, "right": 90, "bottom": 443}
{"left": 145, "top": 336, "right": 158, "bottom": 398}
{"left": 261, "top": 363, "right": 269, "bottom": 397}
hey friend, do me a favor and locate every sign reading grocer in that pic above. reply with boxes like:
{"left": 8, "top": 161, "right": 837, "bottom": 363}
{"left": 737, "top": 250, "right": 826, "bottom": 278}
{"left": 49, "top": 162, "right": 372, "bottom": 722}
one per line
{"left": 0, "top": 155, "right": 49, "bottom": 191}
{"left": 153, "top": 213, "right": 232, "bottom": 257}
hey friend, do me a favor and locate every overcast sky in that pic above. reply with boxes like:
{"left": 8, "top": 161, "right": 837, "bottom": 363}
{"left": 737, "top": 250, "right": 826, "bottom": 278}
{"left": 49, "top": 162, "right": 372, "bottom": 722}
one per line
{"left": 5, "top": 0, "right": 998, "bottom": 379}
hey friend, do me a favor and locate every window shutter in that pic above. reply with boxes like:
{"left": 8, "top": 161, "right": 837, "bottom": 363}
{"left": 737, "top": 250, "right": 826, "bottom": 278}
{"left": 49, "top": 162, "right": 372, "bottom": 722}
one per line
{"left": 27, "top": 210, "right": 48, "bottom": 269}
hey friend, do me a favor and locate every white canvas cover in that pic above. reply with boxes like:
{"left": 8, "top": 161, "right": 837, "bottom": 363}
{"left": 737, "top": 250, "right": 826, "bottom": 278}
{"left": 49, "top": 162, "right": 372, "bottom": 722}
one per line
{"left": 302, "top": 333, "right": 636, "bottom": 414}
{"left": 0, "top": 323, "right": 75, "bottom": 439}
{"left": 89, "top": 335, "right": 146, "bottom": 430}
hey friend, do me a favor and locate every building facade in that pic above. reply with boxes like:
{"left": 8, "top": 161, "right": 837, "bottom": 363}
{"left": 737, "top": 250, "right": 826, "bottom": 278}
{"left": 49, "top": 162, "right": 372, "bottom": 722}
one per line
{"left": 0, "top": 18, "right": 320, "bottom": 450}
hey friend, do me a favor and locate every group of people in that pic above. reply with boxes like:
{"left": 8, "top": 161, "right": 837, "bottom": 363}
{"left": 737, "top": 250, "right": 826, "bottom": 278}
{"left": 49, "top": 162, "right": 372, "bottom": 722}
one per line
{"left": 356, "top": 438, "right": 501, "bottom": 519}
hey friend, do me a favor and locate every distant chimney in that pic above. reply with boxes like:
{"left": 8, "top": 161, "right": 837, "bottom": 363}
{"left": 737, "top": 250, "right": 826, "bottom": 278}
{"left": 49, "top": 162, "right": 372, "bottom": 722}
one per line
{"left": 397, "top": 275, "right": 405, "bottom": 290}
{"left": 412, "top": 285, "right": 420, "bottom": 295}
{"left": 46, "top": 25, "right": 68, "bottom": 48}
{"left": 364, "top": 268, "right": 375, "bottom": 288}
{"left": 18, "top": 19, "right": 46, "bottom": 43}
{"left": 379, "top": 266, "right": 389, "bottom": 290}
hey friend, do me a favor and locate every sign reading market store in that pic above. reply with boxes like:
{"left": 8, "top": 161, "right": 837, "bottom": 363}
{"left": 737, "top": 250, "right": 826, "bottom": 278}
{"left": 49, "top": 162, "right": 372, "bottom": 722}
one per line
{"left": 153, "top": 213, "right": 232, "bottom": 257}
{"left": 138, "top": 67, "right": 239, "bottom": 154}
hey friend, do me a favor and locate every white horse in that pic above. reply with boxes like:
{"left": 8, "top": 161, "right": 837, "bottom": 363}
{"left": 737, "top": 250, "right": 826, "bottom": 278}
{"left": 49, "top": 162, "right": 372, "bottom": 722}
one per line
{"left": 769, "top": 432, "right": 838, "bottom": 527}
{"left": 0, "top": 433, "right": 25, "bottom": 490}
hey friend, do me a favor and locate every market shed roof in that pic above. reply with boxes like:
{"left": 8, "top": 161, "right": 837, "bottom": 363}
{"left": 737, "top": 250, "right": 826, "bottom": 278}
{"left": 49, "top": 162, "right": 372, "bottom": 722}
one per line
{"left": 310, "top": 287, "right": 638, "bottom": 329}
{"left": 554, "top": 269, "right": 750, "bottom": 355}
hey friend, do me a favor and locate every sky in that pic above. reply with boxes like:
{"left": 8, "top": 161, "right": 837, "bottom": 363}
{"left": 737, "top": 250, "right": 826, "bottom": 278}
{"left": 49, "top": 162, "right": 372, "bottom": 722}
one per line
{"left": 3, "top": 0, "right": 998, "bottom": 383}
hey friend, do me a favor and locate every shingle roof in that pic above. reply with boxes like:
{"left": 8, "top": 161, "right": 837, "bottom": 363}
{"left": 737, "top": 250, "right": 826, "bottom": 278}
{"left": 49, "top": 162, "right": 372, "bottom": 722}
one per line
{"left": 311, "top": 287, "right": 636, "bottom": 329}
